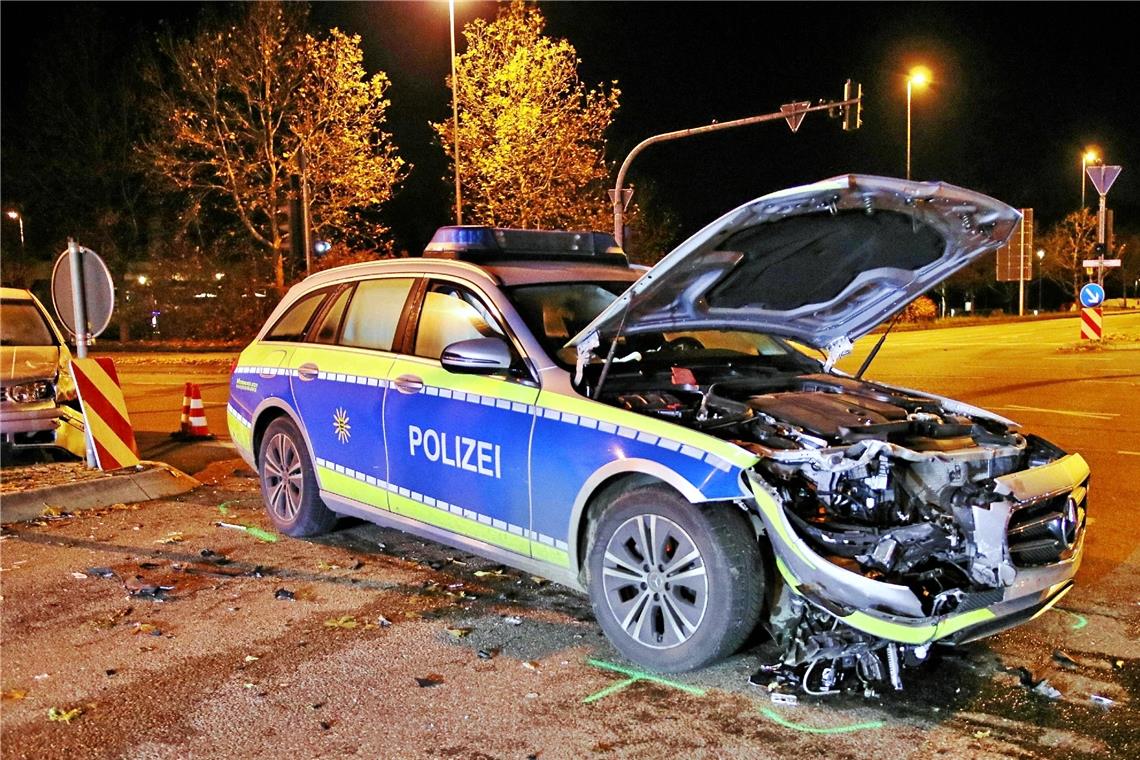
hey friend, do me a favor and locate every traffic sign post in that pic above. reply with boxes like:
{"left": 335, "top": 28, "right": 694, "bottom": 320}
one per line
{"left": 51, "top": 241, "right": 116, "bottom": 468}
{"left": 1079, "top": 164, "right": 1122, "bottom": 341}
{"left": 1079, "top": 283, "right": 1106, "bottom": 342}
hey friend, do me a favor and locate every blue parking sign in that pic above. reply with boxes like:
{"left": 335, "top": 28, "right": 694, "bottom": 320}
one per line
{"left": 1079, "top": 283, "right": 1105, "bottom": 308}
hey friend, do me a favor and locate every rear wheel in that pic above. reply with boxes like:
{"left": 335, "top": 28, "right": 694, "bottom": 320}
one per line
{"left": 586, "top": 485, "right": 765, "bottom": 672}
{"left": 258, "top": 416, "right": 336, "bottom": 537}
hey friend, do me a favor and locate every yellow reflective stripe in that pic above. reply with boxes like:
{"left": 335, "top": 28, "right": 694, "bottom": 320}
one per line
{"left": 289, "top": 344, "right": 397, "bottom": 379}
{"left": 531, "top": 541, "right": 570, "bottom": 567}
{"left": 388, "top": 492, "right": 532, "bottom": 557}
{"left": 843, "top": 611, "right": 936, "bottom": 645}
{"left": 390, "top": 357, "right": 540, "bottom": 405}
{"left": 537, "top": 390, "right": 758, "bottom": 470}
{"left": 318, "top": 465, "right": 382, "bottom": 506}
{"left": 748, "top": 479, "right": 817, "bottom": 571}
{"left": 933, "top": 607, "right": 997, "bottom": 638}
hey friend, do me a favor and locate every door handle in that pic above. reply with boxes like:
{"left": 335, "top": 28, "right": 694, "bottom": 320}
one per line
{"left": 394, "top": 374, "right": 423, "bottom": 395}
{"left": 297, "top": 362, "right": 320, "bottom": 382}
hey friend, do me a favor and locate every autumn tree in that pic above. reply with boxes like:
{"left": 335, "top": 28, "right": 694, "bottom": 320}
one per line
{"left": 434, "top": 1, "right": 619, "bottom": 230}
{"left": 1038, "top": 209, "right": 1097, "bottom": 304}
{"left": 144, "top": 2, "right": 405, "bottom": 290}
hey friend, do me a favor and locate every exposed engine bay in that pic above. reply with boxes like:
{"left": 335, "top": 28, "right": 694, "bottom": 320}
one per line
{"left": 599, "top": 365, "right": 1081, "bottom": 692}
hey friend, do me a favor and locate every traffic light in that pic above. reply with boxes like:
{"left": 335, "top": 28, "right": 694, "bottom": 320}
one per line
{"left": 276, "top": 175, "right": 304, "bottom": 261}
{"left": 843, "top": 79, "right": 862, "bottom": 132}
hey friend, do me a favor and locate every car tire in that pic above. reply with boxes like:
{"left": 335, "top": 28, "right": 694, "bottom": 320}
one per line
{"left": 258, "top": 416, "right": 336, "bottom": 537}
{"left": 586, "top": 485, "right": 765, "bottom": 673}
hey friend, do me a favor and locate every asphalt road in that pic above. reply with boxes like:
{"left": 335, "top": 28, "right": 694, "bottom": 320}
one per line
{"left": 2, "top": 315, "right": 1137, "bottom": 758}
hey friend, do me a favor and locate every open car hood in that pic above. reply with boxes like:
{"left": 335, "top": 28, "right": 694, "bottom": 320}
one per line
{"left": 568, "top": 175, "right": 1020, "bottom": 360}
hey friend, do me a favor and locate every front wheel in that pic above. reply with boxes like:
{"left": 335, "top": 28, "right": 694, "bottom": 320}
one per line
{"left": 258, "top": 416, "right": 336, "bottom": 537}
{"left": 586, "top": 485, "right": 765, "bottom": 673}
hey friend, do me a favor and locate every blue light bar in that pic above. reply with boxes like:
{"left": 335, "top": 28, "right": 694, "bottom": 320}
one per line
{"left": 425, "top": 226, "right": 625, "bottom": 262}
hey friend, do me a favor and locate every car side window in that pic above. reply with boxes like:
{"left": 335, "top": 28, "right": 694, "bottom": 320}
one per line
{"left": 339, "top": 278, "right": 415, "bottom": 352}
{"left": 413, "top": 281, "right": 507, "bottom": 360}
{"left": 312, "top": 286, "right": 354, "bottom": 345}
{"left": 264, "top": 290, "right": 328, "bottom": 342}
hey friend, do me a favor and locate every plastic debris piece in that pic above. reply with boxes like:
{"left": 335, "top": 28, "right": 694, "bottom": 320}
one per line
{"left": 477, "top": 648, "right": 499, "bottom": 660}
{"left": 1052, "top": 650, "right": 1080, "bottom": 670}
{"left": 33, "top": 673, "right": 49, "bottom": 681}
{"left": 1113, "top": 659, "right": 1124, "bottom": 670}
{"left": 523, "top": 660, "right": 540, "bottom": 671}
{"left": 274, "top": 588, "right": 296, "bottom": 601}
{"left": 70, "top": 572, "right": 88, "bottom": 580}
{"left": 415, "top": 674, "right": 444, "bottom": 688}
{"left": 324, "top": 616, "right": 358, "bottom": 630}
{"left": 1090, "top": 694, "right": 1115, "bottom": 708}
{"left": 474, "top": 569, "right": 506, "bottom": 578}
{"left": 47, "top": 706, "right": 84, "bottom": 723}
{"left": 87, "top": 567, "right": 116, "bottom": 579}
{"left": 377, "top": 615, "right": 392, "bottom": 627}
{"left": 446, "top": 627, "right": 472, "bottom": 639}
{"left": 1032, "top": 679, "right": 1062, "bottom": 700}
{"left": 216, "top": 522, "right": 278, "bottom": 543}
{"left": 503, "top": 616, "right": 523, "bottom": 626}
{"left": 770, "top": 692, "right": 798, "bottom": 706}
{"left": 244, "top": 655, "right": 259, "bottom": 663}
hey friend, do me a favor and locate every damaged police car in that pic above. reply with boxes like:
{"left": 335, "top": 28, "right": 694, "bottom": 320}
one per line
{"left": 229, "top": 176, "right": 1088, "bottom": 687}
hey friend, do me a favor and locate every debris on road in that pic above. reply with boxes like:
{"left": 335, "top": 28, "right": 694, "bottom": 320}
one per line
{"left": 1089, "top": 694, "right": 1116, "bottom": 709}
{"left": 377, "top": 614, "right": 392, "bottom": 627}
{"left": 132, "top": 623, "right": 162, "bottom": 636}
{"left": 503, "top": 616, "right": 523, "bottom": 626}
{"left": 86, "top": 567, "right": 116, "bottom": 579}
{"left": 1052, "top": 650, "right": 1080, "bottom": 670}
{"left": 47, "top": 706, "right": 84, "bottom": 724}
{"left": 522, "top": 660, "right": 540, "bottom": 671}
{"left": 1032, "top": 680, "right": 1062, "bottom": 700}
{"left": 415, "top": 674, "right": 444, "bottom": 688}
{"left": 154, "top": 532, "right": 185, "bottom": 544}
{"left": 770, "top": 692, "right": 798, "bottom": 706}
{"left": 215, "top": 521, "right": 278, "bottom": 543}
{"left": 445, "top": 627, "right": 472, "bottom": 639}
{"left": 70, "top": 571, "right": 88, "bottom": 580}
{"left": 2, "top": 688, "right": 28, "bottom": 701}
{"left": 477, "top": 648, "right": 499, "bottom": 660}
{"left": 274, "top": 588, "right": 296, "bottom": 601}
{"left": 324, "top": 616, "right": 358, "bottom": 630}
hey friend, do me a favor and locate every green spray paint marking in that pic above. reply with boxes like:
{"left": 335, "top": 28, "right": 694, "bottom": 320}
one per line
{"left": 583, "top": 658, "right": 706, "bottom": 703}
{"left": 758, "top": 707, "right": 884, "bottom": 734}
{"left": 1052, "top": 607, "right": 1088, "bottom": 630}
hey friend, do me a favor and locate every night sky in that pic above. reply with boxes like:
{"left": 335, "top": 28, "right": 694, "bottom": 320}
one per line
{"left": 2, "top": 1, "right": 1135, "bottom": 255}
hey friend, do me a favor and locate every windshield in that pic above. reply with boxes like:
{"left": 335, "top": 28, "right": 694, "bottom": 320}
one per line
{"left": 1, "top": 299, "right": 57, "bottom": 347}
{"left": 507, "top": 282, "right": 819, "bottom": 372}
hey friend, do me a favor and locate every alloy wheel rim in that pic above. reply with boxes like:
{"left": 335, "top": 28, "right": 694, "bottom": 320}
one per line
{"left": 601, "top": 514, "right": 709, "bottom": 649}
{"left": 263, "top": 432, "right": 303, "bottom": 522}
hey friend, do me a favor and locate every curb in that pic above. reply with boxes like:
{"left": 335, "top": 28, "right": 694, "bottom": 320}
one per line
{"left": 0, "top": 461, "right": 201, "bottom": 524}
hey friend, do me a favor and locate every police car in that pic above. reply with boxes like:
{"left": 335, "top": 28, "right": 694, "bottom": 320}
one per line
{"left": 229, "top": 176, "right": 1088, "bottom": 681}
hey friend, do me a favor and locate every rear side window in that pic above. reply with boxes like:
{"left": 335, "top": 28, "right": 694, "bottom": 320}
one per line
{"left": 339, "top": 278, "right": 414, "bottom": 352}
{"left": 312, "top": 286, "right": 354, "bottom": 344}
{"left": 264, "top": 291, "right": 327, "bottom": 342}
{"left": 413, "top": 282, "right": 506, "bottom": 360}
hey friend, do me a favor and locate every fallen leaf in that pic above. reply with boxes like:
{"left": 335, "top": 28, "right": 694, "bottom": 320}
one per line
{"left": 317, "top": 561, "right": 341, "bottom": 571}
{"left": 529, "top": 576, "right": 548, "bottom": 586}
{"left": 41, "top": 506, "right": 62, "bottom": 518}
{"left": 132, "top": 623, "right": 161, "bottom": 636}
{"left": 415, "top": 674, "right": 445, "bottom": 687}
{"left": 155, "top": 532, "right": 185, "bottom": 545}
{"left": 973, "top": 730, "right": 991, "bottom": 739}
{"left": 324, "top": 616, "right": 358, "bottom": 630}
{"left": 522, "top": 660, "right": 540, "bottom": 671}
{"left": 2, "top": 688, "right": 28, "bottom": 701}
{"left": 70, "top": 572, "right": 88, "bottom": 580}
{"left": 244, "top": 655, "right": 259, "bottom": 663}
{"left": 446, "top": 627, "right": 472, "bottom": 639}
{"left": 47, "top": 706, "right": 84, "bottom": 724}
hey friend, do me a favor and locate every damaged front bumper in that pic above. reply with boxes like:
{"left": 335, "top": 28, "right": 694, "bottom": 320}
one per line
{"left": 745, "top": 452, "right": 1089, "bottom": 649}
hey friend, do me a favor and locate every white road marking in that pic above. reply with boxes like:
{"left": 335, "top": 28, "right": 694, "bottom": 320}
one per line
{"left": 996, "top": 404, "right": 1119, "bottom": 420}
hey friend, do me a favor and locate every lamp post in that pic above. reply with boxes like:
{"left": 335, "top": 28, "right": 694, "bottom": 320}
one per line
{"left": 905, "top": 66, "right": 930, "bottom": 181}
{"left": 1081, "top": 148, "right": 1099, "bottom": 209}
{"left": 448, "top": 0, "right": 462, "bottom": 225}
{"left": 6, "top": 210, "right": 25, "bottom": 255}
{"left": 1036, "top": 248, "right": 1045, "bottom": 312}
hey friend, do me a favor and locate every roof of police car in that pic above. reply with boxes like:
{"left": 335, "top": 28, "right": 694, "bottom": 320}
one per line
{"left": 297, "top": 255, "right": 641, "bottom": 292}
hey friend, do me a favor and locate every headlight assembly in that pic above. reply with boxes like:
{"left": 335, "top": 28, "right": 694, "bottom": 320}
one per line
{"left": 1, "top": 380, "right": 56, "bottom": 403}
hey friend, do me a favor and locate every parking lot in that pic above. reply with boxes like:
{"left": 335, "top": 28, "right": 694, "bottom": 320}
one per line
{"left": 2, "top": 315, "right": 1138, "bottom": 759}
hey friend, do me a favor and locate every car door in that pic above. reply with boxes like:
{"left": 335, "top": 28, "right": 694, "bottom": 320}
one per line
{"left": 383, "top": 278, "right": 540, "bottom": 560}
{"left": 290, "top": 277, "right": 415, "bottom": 510}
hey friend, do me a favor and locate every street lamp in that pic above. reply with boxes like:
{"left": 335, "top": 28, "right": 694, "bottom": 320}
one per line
{"left": 1036, "top": 248, "right": 1045, "bottom": 312}
{"left": 6, "top": 209, "right": 25, "bottom": 255}
{"left": 448, "top": 0, "right": 462, "bottom": 225}
{"left": 1081, "top": 148, "right": 1099, "bottom": 208}
{"left": 905, "top": 66, "right": 931, "bottom": 181}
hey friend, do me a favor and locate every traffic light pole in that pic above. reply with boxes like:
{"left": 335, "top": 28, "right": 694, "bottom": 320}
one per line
{"left": 610, "top": 84, "right": 863, "bottom": 247}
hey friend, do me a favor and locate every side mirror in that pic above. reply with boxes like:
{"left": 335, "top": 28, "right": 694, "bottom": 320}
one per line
{"left": 440, "top": 337, "right": 512, "bottom": 374}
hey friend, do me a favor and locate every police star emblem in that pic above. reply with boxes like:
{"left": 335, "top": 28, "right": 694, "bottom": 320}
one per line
{"left": 333, "top": 407, "right": 351, "bottom": 444}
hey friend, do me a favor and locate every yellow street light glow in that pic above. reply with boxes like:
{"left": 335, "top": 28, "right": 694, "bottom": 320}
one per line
{"left": 908, "top": 66, "right": 932, "bottom": 88}
{"left": 6, "top": 210, "right": 18, "bottom": 220}
{"left": 1083, "top": 149, "right": 1099, "bottom": 163}
{"left": 137, "top": 275, "right": 148, "bottom": 285}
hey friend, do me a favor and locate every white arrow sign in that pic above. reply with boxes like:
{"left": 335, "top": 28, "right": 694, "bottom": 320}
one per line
{"left": 1086, "top": 165, "right": 1122, "bottom": 196}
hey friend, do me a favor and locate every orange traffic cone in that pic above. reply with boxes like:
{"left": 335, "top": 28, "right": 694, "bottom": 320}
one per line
{"left": 186, "top": 384, "right": 214, "bottom": 439}
{"left": 171, "top": 382, "right": 192, "bottom": 437}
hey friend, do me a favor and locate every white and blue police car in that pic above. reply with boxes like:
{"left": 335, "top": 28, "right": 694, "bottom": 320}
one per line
{"left": 229, "top": 176, "right": 1088, "bottom": 681}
